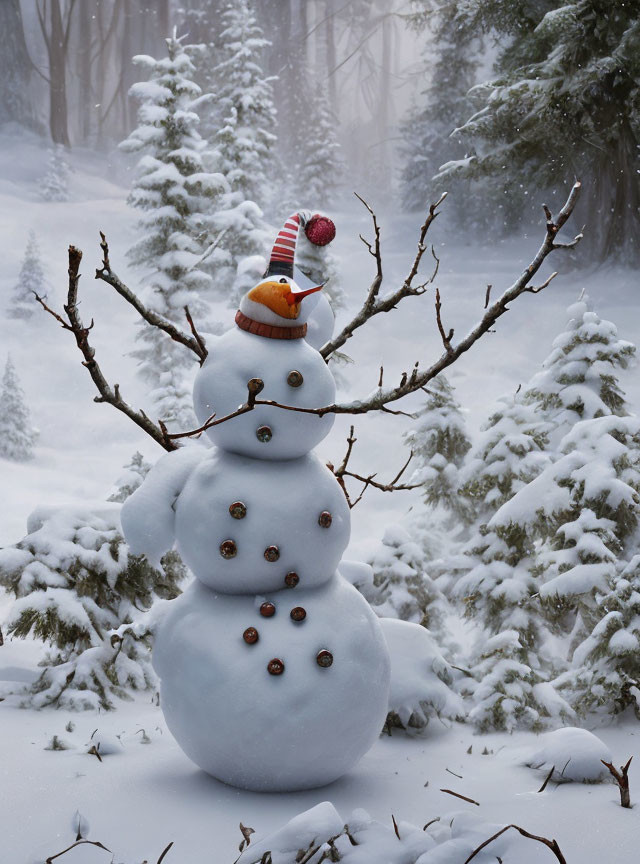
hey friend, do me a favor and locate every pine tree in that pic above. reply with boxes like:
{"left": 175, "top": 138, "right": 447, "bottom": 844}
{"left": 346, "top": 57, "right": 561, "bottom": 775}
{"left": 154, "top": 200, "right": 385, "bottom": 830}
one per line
{"left": 120, "top": 32, "right": 226, "bottom": 428}
{"left": 400, "top": 1, "right": 482, "bottom": 223}
{"left": 39, "top": 145, "right": 70, "bottom": 202}
{"left": 0, "top": 504, "right": 186, "bottom": 710}
{"left": 210, "top": 0, "right": 277, "bottom": 302}
{"left": 107, "top": 452, "right": 152, "bottom": 503}
{"left": 8, "top": 230, "right": 45, "bottom": 319}
{"left": 0, "top": 355, "right": 38, "bottom": 462}
{"left": 436, "top": 0, "right": 640, "bottom": 261}
{"left": 296, "top": 85, "right": 343, "bottom": 209}
{"left": 367, "top": 523, "right": 445, "bottom": 632}
{"left": 405, "top": 375, "right": 472, "bottom": 526}
{"left": 524, "top": 298, "right": 635, "bottom": 447}
{"left": 558, "top": 553, "right": 640, "bottom": 718}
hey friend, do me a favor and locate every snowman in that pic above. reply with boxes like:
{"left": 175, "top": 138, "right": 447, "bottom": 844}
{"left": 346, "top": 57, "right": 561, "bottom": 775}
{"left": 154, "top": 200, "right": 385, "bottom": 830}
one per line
{"left": 121, "top": 212, "right": 391, "bottom": 792}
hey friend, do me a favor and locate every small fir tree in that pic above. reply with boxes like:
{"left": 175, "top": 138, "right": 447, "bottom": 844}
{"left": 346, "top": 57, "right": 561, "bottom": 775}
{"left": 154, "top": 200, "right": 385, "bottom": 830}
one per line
{"left": 39, "top": 145, "right": 70, "bottom": 202}
{"left": 557, "top": 553, "right": 640, "bottom": 718}
{"left": 367, "top": 523, "right": 445, "bottom": 634}
{"left": 120, "top": 32, "right": 226, "bottom": 428}
{"left": 0, "top": 354, "right": 38, "bottom": 462}
{"left": 405, "top": 375, "right": 472, "bottom": 526}
{"left": 8, "top": 230, "right": 45, "bottom": 319}
{"left": 524, "top": 298, "right": 635, "bottom": 447}
{"left": 0, "top": 504, "right": 186, "bottom": 710}
{"left": 107, "top": 452, "right": 152, "bottom": 503}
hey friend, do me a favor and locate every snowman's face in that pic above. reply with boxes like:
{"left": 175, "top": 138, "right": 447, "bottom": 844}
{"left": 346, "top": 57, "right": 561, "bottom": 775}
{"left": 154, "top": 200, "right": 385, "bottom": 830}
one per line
{"left": 248, "top": 278, "right": 304, "bottom": 320}
{"left": 193, "top": 328, "right": 336, "bottom": 460}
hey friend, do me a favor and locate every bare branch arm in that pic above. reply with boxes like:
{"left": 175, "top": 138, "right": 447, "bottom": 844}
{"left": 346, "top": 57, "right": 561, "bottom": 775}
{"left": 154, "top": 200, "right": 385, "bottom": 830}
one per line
{"left": 95, "top": 233, "right": 208, "bottom": 364}
{"left": 37, "top": 247, "right": 177, "bottom": 452}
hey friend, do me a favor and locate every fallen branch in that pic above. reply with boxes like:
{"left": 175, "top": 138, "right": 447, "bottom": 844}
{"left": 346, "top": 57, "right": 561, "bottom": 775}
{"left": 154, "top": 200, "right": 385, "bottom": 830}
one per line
{"left": 463, "top": 824, "right": 567, "bottom": 864}
{"left": 440, "top": 788, "right": 480, "bottom": 806}
{"left": 602, "top": 757, "right": 632, "bottom": 808}
{"left": 537, "top": 764, "right": 555, "bottom": 793}
{"left": 46, "top": 838, "right": 111, "bottom": 863}
{"left": 95, "top": 232, "right": 207, "bottom": 364}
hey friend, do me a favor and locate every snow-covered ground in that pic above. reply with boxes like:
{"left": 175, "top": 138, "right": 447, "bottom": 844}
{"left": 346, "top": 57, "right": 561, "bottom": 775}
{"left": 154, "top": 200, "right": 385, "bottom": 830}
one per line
{"left": 2, "top": 129, "right": 640, "bottom": 862}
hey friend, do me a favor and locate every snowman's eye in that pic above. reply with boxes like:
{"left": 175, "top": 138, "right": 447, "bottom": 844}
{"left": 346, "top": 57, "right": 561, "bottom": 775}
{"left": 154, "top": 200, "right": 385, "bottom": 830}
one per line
{"left": 279, "top": 277, "right": 287, "bottom": 284}
{"left": 287, "top": 370, "right": 303, "bottom": 388}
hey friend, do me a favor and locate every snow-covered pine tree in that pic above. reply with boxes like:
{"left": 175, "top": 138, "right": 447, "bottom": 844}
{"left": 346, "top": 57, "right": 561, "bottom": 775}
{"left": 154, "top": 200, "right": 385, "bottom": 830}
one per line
{"left": 120, "top": 32, "right": 226, "bottom": 429}
{"left": 558, "top": 552, "right": 640, "bottom": 718}
{"left": 39, "top": 144, "right": 70, "bottom": 202}
{"left": 400, "top": 1, "right": 482, "bottom": 224}
{"left": 405, "top": 375, "right": 472, "bottom": 526}
{"left": 0, "top": 354, "right": 38, "bottom": 462}
{"left": 367, "top": 523, "right": 445, "bottom": 633}
{"left": 436, "top": 0, "right": 640, "bottom": 261}
{"left": 296, "top": 85, "right": 343, "bottom": 210}
{"left": 8, "top": 230, "right": 45, "bottom": 319}
{"left": 444, "top": 391, "right": 563, "bottom": 731}
{"left": 210, "top": 0, "right": 277, "bottom": 302}
{"left": 107, "top": 451, "right": 152, "bottom": 503}
{"left": 524, "top": 298, "right": 635, "bottom": 447}
{"left": 0, "top": 504, "right": 186, "bottom": 710}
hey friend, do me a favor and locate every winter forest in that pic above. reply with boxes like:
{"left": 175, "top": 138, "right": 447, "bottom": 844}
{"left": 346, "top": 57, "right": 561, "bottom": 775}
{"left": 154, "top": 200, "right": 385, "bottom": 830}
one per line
{"left": 1, "top": 1, "right": 639, "bottom": 862}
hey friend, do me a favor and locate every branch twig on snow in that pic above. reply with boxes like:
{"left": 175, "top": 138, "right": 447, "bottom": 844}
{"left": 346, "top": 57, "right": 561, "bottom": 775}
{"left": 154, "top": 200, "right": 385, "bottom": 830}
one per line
{"left": 463, "top": 823, "right": 567, "bottom": 864}
{"left": 602, "top": 756, "right": 632, "bottom": 808}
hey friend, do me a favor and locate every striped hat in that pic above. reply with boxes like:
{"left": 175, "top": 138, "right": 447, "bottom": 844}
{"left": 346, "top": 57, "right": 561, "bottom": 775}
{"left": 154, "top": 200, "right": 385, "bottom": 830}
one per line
{"left": 265, "top": 211, "right": 336, "bottom": 278}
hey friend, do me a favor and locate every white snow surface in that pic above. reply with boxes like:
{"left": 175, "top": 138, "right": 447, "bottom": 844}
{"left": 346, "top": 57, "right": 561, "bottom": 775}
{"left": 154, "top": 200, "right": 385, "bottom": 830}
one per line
{"left": 522, "top": 727, "right": 612, "bottom": 783}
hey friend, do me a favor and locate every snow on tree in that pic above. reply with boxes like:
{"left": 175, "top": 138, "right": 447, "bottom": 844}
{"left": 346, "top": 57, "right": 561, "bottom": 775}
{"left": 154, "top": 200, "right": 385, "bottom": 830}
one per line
{"left": 366, "top": 523, "right": 445, "bottom": 633}
{"left": 0, "top": 354, "right": 38, "bottom": 462}
{"left": 405, "top": 374, "right": 472, "bottom": 526}
{"left": 400, "top": 1, "right": 482, "bottom": 224}
{"left": 524, "top": 298, "right": 635, "bottom": 447}
{"left": 296, "top": 85, "right": 343, "bottom": 210}
{"left": 107, "top": 451, "right": 152, "bottom": 503}
{"left": 0, "top": 504, "right": 186, "bottom": 710}
{"left": 38, "top": 144, "right": 70, "bottom": 202}
{"left": 120, "top": 32, "right": 226, "bottom": 429}
{"left": 436, "top": 0, "right": 640, "bottom": 261}
{"left": 496, "top": 415, "right": 640, "bottom": 655}
{"left": 557, "top": 553, "right": 640, "bottom": 719}
{"left": 7, "top": 230, "right": 45, "bottom": 319}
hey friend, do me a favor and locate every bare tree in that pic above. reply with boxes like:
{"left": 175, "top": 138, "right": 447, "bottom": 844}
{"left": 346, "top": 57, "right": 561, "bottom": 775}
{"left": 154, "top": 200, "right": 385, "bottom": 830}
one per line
{"left": 36, "top": 0, "right": 77, "bottom": 147}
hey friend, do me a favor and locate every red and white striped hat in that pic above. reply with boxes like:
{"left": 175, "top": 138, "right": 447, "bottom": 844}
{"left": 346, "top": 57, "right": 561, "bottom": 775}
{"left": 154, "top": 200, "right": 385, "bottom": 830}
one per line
{"left": 265, "top": 211, "right": 336, "bottom": 278}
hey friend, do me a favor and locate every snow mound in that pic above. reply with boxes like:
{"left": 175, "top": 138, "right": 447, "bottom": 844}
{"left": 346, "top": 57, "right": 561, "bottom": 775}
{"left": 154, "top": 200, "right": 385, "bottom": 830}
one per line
{"left": 523, "top": 727, "right": 612, "bottom": 782}
{"left": 238, "top": 802, "right": 516, "bottom": 863}
{"left": 380, "top": 618, "right": 465, "bottom": 730}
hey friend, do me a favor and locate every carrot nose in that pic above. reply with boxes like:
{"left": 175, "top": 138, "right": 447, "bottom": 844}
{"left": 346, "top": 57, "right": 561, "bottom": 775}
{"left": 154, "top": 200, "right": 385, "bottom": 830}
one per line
{"left": 285, "top": 285, "right": 323, "bottom": 306}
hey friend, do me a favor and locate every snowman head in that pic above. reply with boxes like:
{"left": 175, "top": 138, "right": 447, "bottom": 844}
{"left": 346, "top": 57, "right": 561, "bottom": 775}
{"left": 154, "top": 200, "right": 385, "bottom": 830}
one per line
{"left": 237, "top": 212, "right": 336, "bottom": 334}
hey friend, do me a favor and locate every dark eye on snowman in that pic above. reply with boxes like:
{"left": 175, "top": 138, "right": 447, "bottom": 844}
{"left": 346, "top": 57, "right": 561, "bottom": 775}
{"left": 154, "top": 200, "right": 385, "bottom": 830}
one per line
{"left": 279, "top": 277, "right": 287, "bottom": 284}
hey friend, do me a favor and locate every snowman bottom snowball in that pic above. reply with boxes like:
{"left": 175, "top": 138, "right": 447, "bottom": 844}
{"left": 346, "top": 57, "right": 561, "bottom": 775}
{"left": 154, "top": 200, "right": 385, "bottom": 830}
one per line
{"left": 153, "top": 577, "right": 391, "bottom": 791}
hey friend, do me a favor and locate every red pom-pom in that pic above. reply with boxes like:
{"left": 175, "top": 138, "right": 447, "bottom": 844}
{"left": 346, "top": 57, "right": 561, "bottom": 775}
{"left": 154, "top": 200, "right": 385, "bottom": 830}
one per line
{"left": 305, "top": 214, "right": 335, "bottom": 247}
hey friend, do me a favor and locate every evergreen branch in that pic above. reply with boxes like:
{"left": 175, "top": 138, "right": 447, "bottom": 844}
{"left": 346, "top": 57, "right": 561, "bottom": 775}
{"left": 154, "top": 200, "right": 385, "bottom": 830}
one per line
{"left": 320, "top": 192, "right": 446, "bottom": 360}
{"left": 38, "top": 245, "right": 178, "bottom": 452}
{"left": 463, "top": 824, "right": 567, "bottom": 864}
{"left": 95, "top": 232, "right": 208, "bottom": 363}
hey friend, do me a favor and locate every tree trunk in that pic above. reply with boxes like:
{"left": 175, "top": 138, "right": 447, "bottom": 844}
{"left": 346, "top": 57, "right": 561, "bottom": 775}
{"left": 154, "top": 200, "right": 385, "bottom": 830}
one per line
{"left": 325, "top": 0, "right": 337, "bottom": 112}
{"left": 48, "top": 0, "right": 71, "bottom": 147}
{"left": 0, "top": 0, "right": 35, "bottom": 129}
{"left": 77, "top": 0, "right": 93, "bottom": 144}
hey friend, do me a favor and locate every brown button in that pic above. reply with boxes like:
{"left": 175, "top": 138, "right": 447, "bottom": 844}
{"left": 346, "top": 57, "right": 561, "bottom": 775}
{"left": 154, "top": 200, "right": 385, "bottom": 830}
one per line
{"left": 267, "top": 658, "right": 285, "bottom": 675}
{"left": 290, "top": 606, "right": 306, "bottom": 622}
{"left": 260, "top": 601, "right": 276, "bottom": 617}
{"left": 316, "top": 650, "right": 333, "bottom": 668}
{"left": 243, "top": 627, "right": 259, "bottom": 644}
{"left": 284, "top": 571, "right": 299, "bottom": 588}
{"left": 264, "top": 545, "right": 280, "bottom": 562}
{"left": 229, "top": 501, "right": 247, "bottom": 519}
{"left": 219, "top": 539, "right": 237, "bottom": 559}
{"left": 256, "top": 425, "right": 272, "bottom": 442}
{"left": 318, "top": 511, "right": 332, "bottom": 528}
{"left": 287, "top": 370, "right": 304, "bottom": 388}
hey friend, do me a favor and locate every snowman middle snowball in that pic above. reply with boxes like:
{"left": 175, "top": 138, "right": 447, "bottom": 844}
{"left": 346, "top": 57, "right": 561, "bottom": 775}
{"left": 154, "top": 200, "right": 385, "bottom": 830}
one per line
{"left": 121, "top": 211, "right": 391, "bottom": 792}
